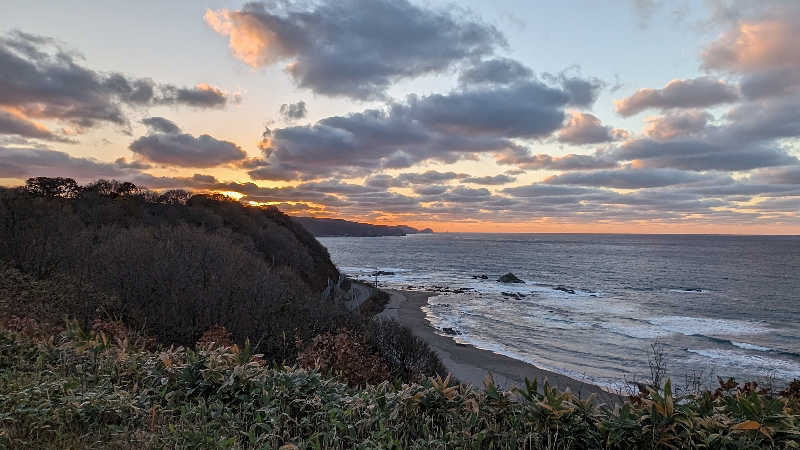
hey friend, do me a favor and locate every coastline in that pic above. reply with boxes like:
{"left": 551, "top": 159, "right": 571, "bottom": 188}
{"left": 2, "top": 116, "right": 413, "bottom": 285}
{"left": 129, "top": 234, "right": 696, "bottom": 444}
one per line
{"left": 379, "top": 288, "right": 620, "bottom": 405}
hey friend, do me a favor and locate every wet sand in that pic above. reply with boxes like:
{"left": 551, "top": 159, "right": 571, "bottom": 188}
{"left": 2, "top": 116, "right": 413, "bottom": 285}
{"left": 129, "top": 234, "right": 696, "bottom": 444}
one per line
{"left": 379, "top": 288, "right": 620, "bottom": 405}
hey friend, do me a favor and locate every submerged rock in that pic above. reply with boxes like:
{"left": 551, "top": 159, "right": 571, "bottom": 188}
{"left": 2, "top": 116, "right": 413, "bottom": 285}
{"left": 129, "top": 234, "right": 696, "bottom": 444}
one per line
{"left": 472, "top": 274, "right": 489, "bottom": 280}
{"left": 555, "top": 286, "right": 576, "bottom": 294}
{"left": 371, "top": 271, "right": 395, "bottom": 276}
{"left": 441, "top": 327, "right": 461, "bottom": 335}
{"left": 497, "top": 272, "right": 525, "bottom": 283}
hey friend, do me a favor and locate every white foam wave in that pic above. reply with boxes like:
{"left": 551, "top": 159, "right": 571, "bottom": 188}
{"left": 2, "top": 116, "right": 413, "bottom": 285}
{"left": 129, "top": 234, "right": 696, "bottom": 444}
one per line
{"left": 648, "top": 316, "right": 770, "bottom": 337}
{"left": 731, "top": 341, "right": 772, "bottom": 352}
{"left": 687, "top": 349, "right": 800, "bottom": 380}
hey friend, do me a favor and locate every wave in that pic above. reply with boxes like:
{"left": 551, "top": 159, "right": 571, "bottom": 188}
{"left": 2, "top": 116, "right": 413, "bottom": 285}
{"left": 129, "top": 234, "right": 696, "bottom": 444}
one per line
{"left": 697, "top": 336, "right": 800, "bottom": 358}
{"left": 647, "top": 316, "right": 770, "bottom": 337}
{"left": 687, "top": 348, "right": 800, "bottom": 380}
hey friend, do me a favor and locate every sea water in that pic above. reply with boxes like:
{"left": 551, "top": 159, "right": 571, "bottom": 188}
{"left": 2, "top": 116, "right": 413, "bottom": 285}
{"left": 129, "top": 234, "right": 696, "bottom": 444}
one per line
{"left": 319, "top": 233, "right": 800, "bottom": 391}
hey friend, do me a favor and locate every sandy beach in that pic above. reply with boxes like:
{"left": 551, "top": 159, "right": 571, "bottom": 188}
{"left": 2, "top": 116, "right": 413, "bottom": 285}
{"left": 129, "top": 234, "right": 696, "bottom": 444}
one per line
{"left": 379, "top": 288, "right": 620, "bottom": 405}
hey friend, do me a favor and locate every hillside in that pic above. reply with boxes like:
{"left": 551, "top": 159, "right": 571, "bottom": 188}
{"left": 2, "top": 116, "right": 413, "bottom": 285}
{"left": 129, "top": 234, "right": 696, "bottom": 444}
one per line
{"left": 293, "top": 216, "right": 434, "bottom": 237}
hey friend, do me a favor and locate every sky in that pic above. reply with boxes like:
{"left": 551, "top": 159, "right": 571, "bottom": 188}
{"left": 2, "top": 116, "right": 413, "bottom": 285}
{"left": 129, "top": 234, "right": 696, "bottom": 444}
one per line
{"left": 1, "top": 0, "right": 799, "bottom": 233}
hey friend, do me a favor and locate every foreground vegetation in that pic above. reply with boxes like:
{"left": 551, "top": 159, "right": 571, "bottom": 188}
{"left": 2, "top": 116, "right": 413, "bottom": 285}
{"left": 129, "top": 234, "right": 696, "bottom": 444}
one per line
{"left": 1, "top": 323, "right": 798, "bottom": 449}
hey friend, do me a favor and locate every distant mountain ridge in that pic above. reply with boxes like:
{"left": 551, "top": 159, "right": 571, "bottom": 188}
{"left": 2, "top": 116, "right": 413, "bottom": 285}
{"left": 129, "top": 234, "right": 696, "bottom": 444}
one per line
{"left": 293, "top": 217, "right": 433, "bottom": 237}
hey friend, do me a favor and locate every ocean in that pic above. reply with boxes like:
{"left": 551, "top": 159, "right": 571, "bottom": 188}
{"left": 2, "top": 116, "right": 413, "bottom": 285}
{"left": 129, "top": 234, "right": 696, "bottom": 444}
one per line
{"left": 319, "top": 233, "right": 800, "bottom": 391}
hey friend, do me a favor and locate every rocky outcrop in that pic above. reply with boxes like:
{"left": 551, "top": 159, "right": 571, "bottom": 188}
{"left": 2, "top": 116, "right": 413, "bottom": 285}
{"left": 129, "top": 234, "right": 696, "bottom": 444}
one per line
{"left": 497, "top": 273, "right": 525, "bottom": 283}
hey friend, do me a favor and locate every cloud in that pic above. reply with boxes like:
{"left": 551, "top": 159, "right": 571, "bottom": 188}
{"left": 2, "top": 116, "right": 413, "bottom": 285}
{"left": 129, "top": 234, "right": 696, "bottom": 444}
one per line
{"left": 614, "top": 77, "right": 739, "bottom": 116}
{"left": 205, "top": 0, "right": 504, "bottom": 99}
{"left": 702, "top": 11, "right": 800, "bottom": 72}
{"left": 255, "top": 76, "right": 590, "bottom": 179}
{"left": 279, "top": 101, "right": 307, "bottom": 120}
{"left": 459, "top": 58, "right": 533, "bottom": 86}
{"left": 496, "top": 147, "right": 618, "bottom": 170}
{"left": 130, "top": 173, "right": 221, "bottom": 190}
{"left": 555, "top": 74, "right": 606, "bottom": 107}
{"left": 461, "top": 174, "right": 516, "bottom": 185}
{"left": 612, "top": 138, "right": 798, "bottom": 171}
{"left": 557, "top": 112, "right": 628, "bottom": 145}
{"left": 0, "top": 108, "right": 72, "bottom": 142}
{"left": 130, "top": 118, "right": 247, "bottom": 167}
{"left": 364, "top": 170, "right": 467, "bottom": 188}
{"left": 750, "top": 165, "right": 800, "bottom": 185}
{"left": 544, "top": 168, "right": 712, "bottom": 188}
{"left": 141, "top": 116, "right": 180, "bottom": 134}
{"left": 113, "top": 157, "right": 151, "bottom": 170}
{"left": 159, "top": 83, "right": 233, "bottom": 108}
{"left": 0, "top": 31, "right": 234, "bottom": 134}
{"left": 643, "top": 110, "right": 711, "bottom": 140}
{"left": 0, "top": 146, "right": 132, "bottom": 179}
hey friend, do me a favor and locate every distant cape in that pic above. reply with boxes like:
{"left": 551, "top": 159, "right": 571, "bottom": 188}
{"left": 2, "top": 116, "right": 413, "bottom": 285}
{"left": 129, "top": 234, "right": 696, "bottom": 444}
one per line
{"left": 293, "top": 216, "right": 433, "bottom": 237}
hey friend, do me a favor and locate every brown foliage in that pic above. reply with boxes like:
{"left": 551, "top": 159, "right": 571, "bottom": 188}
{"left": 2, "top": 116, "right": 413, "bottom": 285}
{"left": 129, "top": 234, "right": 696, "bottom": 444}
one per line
{"left": 297, "top": 329, "right": 390, "bottom": 387}
{"left": 196, "top": 325, "right": 234, "bottom": 349}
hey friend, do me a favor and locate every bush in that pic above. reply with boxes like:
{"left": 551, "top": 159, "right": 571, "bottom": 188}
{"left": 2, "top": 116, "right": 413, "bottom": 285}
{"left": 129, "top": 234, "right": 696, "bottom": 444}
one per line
{"left": 2, "top": 327, "right": 798, "bottom": 449}
{"left": 297, "top": 328, "right": 390, "bottom": 386}
{"left": 365, "top": 319, "right": 449, "bottom": 382}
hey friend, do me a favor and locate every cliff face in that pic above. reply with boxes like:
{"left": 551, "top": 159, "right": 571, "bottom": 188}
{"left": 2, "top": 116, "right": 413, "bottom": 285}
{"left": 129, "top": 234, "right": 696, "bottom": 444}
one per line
{"left": 293, "top": 216, "right": 433, "bottom": 237}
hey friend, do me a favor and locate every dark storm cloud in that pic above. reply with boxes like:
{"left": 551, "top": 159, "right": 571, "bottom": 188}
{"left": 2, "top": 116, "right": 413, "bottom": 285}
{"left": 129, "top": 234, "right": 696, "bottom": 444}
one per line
{"left": 130, "top": 118, "right": 247, "bottom": 168}
{"left": 206, "top": 0, "right": 505, "bottom": 100}
{"left": 614, "top": 77, "right": 739, "bottom": 116}
{"left": 279, "top": 101, "right": 307, "bottom": 120}
{"left": 544, "top": 168, "right": 711, "bottom": 188}
{"left": 557, "top": 112, "right": 628, "bottom": 145}
{"left": 0, "top": 31, "right": 234, "bottom": 133}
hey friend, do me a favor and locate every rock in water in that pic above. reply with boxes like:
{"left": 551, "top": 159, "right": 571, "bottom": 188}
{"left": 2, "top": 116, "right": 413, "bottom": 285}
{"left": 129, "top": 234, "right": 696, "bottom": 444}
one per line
{"left": 497, "top": 272, "right": 524, "bottom": 283}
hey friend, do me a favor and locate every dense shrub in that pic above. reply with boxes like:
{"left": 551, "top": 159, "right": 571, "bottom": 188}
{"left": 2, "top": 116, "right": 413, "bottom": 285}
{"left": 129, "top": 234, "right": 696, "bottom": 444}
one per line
{"left": 1, "top": 327, "right": 798, "bottom": 449}
{"left": 365, "top": 319, "right": 449, "bottom": 382}
{"left": 297, "top": 329, "right": 390, "bottom": 386}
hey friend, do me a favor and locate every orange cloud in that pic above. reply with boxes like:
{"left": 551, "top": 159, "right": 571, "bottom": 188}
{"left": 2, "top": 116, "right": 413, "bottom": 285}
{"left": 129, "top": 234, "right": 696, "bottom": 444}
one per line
{"left": 204, "top": 9, "right": 291, "bottom": 68}
{"left": 703, "top": 19, "right": 800, "bottom": 71}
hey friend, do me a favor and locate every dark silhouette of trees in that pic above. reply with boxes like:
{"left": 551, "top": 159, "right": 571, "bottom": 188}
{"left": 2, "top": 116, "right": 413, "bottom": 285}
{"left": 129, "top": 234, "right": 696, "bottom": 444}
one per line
{"left": 23, "top": 177, "right": 80, "bottom": 198}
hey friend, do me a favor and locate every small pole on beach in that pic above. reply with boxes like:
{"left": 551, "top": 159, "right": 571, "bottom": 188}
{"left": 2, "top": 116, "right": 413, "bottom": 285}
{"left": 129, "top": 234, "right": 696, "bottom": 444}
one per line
{"left": 374, "top": 269, "right": 379, "bottom": 288}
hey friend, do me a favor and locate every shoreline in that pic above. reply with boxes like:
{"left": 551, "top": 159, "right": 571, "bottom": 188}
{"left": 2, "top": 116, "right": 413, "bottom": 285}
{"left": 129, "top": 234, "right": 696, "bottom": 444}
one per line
{"left": 378, "top": 288, "right": 620, "bottom": 404}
